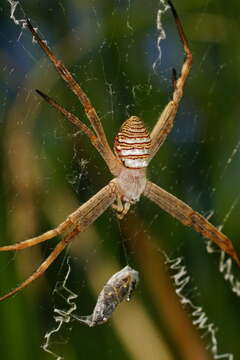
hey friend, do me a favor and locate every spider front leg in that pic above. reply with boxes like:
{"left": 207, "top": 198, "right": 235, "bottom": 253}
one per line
{"left": 36, "top": 90, "right": 122, "bottom": 176}
{"left": 149, "top": 0, "right": 193, "bottom": 160}
{"left": 0, "top": 218, "right": 72, "bottom": 252}
{"left": 144, "top": 181, "right": 240, "bottom": 267}
{"left": 0, "top": 228, "right": 80, "bottom": 302}
{"left": 26, "top": 20, "right": 121, "bottom": 177}
{"left": 0, "top": 183, "right": 116, "bottom": 302}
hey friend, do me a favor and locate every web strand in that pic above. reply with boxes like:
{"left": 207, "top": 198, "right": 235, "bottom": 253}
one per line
{"left": 153, "top": 0, "right": 170, "bottom": 73}
{"left": 164, "top": 253, "right": 233, "bottom": 360}
{"left": 42, "top": 258, "right": 78, "bottom": 360}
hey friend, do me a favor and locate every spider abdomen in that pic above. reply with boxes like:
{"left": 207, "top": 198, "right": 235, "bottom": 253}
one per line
{"left": 114, "top": 116, "right": 151, "bottom": 169}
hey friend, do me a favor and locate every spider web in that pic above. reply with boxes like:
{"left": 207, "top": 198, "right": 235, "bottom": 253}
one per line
{"left": 1, "top": 0, "right": 240, "bottom": 360}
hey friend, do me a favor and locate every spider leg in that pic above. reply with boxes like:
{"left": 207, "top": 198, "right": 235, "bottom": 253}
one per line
{"left": 0, "top": 219, "right": 72, "bottom": 251}
{"left": 149, "top": 0, "right": 192, "bottom": 159}
{"left": 36, "top": 90, "right": 95, "bottom": 139}
{"left": 0, "top": 227, "right": 79, "bottom": 303}
{"left": 36, "top": 90, "right": 120, "bottom": 172}
{"left": 0, "top": 183, "right": 116, "bottom": 302}
{"left": 26, "top": 19, "right": 121, "bottom": 176}
{"left": 144, "top": 181, "right": 240, "bottom": 267}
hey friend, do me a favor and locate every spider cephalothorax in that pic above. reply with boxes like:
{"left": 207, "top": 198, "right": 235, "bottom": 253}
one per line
{"left": 0, "top": 0, "right": 239, "bottom": 303}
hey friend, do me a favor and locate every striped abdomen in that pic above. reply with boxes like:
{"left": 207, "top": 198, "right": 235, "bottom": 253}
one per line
{"left": 114, "top": 116, "right": 151, "bottom": 169}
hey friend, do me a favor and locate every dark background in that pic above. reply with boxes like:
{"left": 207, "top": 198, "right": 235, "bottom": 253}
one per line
{"left": 0, "top": 0, "right": 240, "bottom": 359}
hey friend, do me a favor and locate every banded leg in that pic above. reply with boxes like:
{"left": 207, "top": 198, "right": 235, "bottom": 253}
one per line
{"left": 26, "top": 20, "right": 121, "bottom": 176}
{"left": 36, "top": 90, "right": 122, "bottom": 173}
{"left": 0, "top": 228, "right": 79, "bottom": 302}
{"left": 149, "top": 0, "right": 192, "bottom": 159}
{"left": 0, "top": 219, "right": 71, "bottom": 251}
{"left": 144, "top": 181, "right": 240, "bottom": 267}
{"left": 0, "top": 183, "right": 116, "bottom": 302}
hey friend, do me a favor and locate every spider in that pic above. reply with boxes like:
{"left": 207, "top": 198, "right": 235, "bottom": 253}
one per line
{"left": 0, "top": 0, "right": 239, "bottom": 302}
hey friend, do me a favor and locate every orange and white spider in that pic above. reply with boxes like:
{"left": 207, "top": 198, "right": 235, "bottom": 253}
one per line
{"left": 0, "top": 0, "right": 239, "bottom": 303}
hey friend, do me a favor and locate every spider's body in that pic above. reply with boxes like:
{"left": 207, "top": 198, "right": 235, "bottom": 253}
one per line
{"left": 112, "top": 115, "right": 151, "bottom": 217}
{"left": 0, "top": 1, "right": 239, "bottom": 303}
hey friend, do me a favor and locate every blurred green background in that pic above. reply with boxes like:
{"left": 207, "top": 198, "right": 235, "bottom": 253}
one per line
{"left": 0, "top": 0, "right": 240, "bottom": 359}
